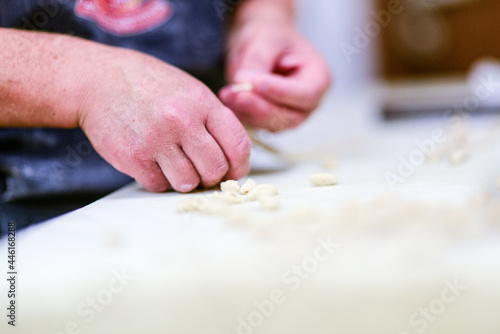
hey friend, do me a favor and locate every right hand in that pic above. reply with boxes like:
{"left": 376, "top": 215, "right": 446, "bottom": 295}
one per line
{"left": 77, "top": 48, "right": 251, "bottom": 193}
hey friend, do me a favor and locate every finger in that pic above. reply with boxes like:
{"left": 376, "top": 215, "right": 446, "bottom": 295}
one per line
{"left": 180, "top": 129, "right": 229, "bottom": 188}
{"left": 247, "top": 48, "right": 331, "bottom": 112}
{"left": 250, "top": 73, "right": 325, "bottom": 112}
{"left": 131, "top": 160, "right": 171, "bottom": 193}
{"left": 205, "top": 107, "right": 252, "bottom": 181}
{"left": 156, "top": 145, "right": 200, "bottom": 193}
{"left": 219, "top": 87, "right": 305, "bottom": 132}
{"left": 228, "top": 36, "right": 284, "bottom": 83}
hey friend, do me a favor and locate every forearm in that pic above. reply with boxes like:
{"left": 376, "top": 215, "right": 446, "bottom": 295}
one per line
{"left": 232, "top": 0, "right": 294, "bottom": 27}
{"left": 0, "top": 28, "right": 104, "bottom": 128}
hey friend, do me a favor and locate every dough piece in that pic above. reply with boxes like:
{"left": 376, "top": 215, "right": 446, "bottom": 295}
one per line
{"left": 246, "top": 184, "right": 279, "bottom": 201}
{"left": 213, "top": 192, "right": 245, "bottom": 205}
{"left": 448, "top": 148, "right": 468, "bottom": 165}
{"left": 176, "top": 195, "right": 210, "bottom": 212}
{"left": 231, "top": 82, "right": 253, "bottom": 93}
{"left": 309, "top": 173, "right": 338, "bottom": 186}
{"left": 221, "top": 180, "right": 240, "bottom": 193}
{"left": 322, "top": 157, "right": 338, "bottom": 169}
{"left": 200, "top": 201, "right": 228, "bottom": 216}
{"left": 240, "top": 178, "right": 257, "bottom": 195}
{"left": 259, "top": 196, "right": 281, "bottom": 211}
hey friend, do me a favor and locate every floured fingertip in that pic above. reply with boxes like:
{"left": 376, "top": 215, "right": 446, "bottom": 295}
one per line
{"left": 231, "top": 82, "right": 253, "bottom": 93}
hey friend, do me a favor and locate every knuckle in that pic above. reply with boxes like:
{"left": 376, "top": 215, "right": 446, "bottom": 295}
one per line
{"left": 228, "top": 135, "right": 252, "bottom": 178}
{"left": 197, "top": 87, "right": 215, "bottom": 102}
{"left": 268, "top": 108, "right": 292, "bottom": 132}
{"left": 233, "top": 134, "right": 252, "bottom": 160}
{"left": 127, "top": 141, "right": 148, "bottom": 163}
{"left": 202, "top": 160, "right": 228, "bottom": 187}
{"left": 167, "top": 112, "right": 199, "bottom": 138}
{"left": 265, "top": 84, "right": 281, "bottom": 98}
{"left": 140, "top": 170, "right": 170, "bottom": 193}
{"left": 163, "top": 107, "right": 187, "bottom": 128}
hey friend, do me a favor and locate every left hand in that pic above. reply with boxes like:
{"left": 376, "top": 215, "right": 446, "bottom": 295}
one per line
{"left": 219, "top": 18, "right": 331, "bottom": 132}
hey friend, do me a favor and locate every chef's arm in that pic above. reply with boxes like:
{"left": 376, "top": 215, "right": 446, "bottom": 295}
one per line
{"left": 0, "top": 27, "right": 252, "bottom": 192}
{"left": 0, "top": 28, "right": 97, "bottom": 128}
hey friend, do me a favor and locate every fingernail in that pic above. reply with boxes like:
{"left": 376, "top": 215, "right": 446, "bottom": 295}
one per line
{"left": 180, "top": 184, "right": 194, "bottom": 192}
{"left": 231, "top": 82, "right": 253, "bottom": 93}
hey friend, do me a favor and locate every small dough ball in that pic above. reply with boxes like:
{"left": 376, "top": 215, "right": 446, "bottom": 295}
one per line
{"left": 259, "top": 196, "right": 281, "bottom": 211}
{"left": 213, "top": 192, "right": 245, "bottom": 205}
{"left": 322, "top": 157, "right": 338, "bottom": 169}
{"left": 240, "top": 178, "right": 257, "bottom": 195}
{"left": 309, "top": 173, "right": 338, "bottom": 186}
{"left": 176, "top": 195, "right": 210, "bottom": 212}
{"left": 221, "top": 180, "right": 240, "bottom": 193}
{"left": 246, "top": 184, "right": 279, "bottom": 201}
{"left": 448, "top": 149, "right": 468, "bottom": 165}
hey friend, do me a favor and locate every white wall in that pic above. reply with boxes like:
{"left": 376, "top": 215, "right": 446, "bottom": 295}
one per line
{"left": 296, "top": 0, "right": 379, "bottom": 92}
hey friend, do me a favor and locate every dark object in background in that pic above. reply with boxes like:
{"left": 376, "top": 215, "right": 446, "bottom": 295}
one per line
{"left": 379, "top": 0, "right": 500, "bottom": 77}
{"left": 382, "top": 94, "right": 500, "bottom": 120}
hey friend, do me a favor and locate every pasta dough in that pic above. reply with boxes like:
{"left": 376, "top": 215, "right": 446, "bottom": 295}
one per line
{"left": 246, "top": 184, "right": 279, "bottom": 201}
{"left": 231, "top": 82, "right": 253, "bottom": 93}
{"left": 221, "top": 180, "right": 240, "bottom": 193}
{"left": 176, "top": 195, "right": 210, "bottom": 212}
{"left": 176, "top": 180, "right": 281, "bottom": 216}
{"left": 240, "top": 179, "right": 257, "bottom": 195}
{"left": 309, "top": 173, "right": 338, "bottom": 186}
{"left": 213, "top": 192, "right": 245, "bottom": 205}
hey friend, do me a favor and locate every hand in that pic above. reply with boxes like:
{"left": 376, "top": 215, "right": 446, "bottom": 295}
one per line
{"left": 219, "top": 18, "right": 331, "bottom": 132}
{"left": 78, "top": 48, "right": 251, "bottom": 192}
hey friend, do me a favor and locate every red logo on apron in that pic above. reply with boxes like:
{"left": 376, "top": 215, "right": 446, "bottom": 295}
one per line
{"left": 75, "top": 0, "right": 174, "bottom": 36}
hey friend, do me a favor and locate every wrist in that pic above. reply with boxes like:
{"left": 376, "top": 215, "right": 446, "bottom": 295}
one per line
{"left": 231, "top": 0, "right": 294, "bottom": 30}
{"left": 74, "top": 42, "right": 138, "bottom": 129}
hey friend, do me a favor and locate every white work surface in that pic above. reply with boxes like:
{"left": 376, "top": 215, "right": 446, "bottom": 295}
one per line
{"left": 2, "top": 79, "right": 500, "bottom": 334}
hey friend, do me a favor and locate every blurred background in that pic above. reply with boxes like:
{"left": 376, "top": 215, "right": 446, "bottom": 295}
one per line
{"left": 296, "top": 0, "right": 500, "bottom": 91}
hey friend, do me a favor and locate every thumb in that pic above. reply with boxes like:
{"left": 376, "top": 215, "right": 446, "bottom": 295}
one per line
{"left": 228, "top": 38, "right": 283, "bottom": 83}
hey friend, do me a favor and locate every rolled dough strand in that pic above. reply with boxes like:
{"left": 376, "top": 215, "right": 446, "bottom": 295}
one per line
{"left": 246, "top": 184, "right": 279, "bottom": 201}
{"left": 240, "top": 178, "right": 257, "bottom": 195}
